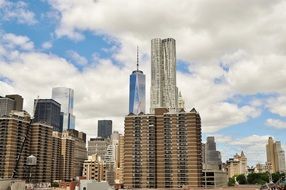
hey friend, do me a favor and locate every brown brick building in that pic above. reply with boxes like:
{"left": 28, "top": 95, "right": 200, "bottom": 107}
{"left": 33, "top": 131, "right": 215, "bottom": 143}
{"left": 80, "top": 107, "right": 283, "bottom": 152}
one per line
{"left": 124, "top": 108, "right": 202, "bottom": 189}
{"left": 30, "top": 123, "right": 53, "bottom": 182}
{"left": 0, "top": 111, "right": 31, "bottom": 180}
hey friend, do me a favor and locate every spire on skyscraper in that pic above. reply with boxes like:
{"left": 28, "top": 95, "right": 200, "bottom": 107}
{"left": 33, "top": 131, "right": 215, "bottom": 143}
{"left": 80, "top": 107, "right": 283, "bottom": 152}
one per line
{"left": 137, "top": 46, "right": 139, "bottom": 71}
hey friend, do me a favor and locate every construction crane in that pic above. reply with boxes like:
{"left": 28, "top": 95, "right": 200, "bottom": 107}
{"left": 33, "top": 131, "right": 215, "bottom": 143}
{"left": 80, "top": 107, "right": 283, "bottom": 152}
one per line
{"left": 11, "top": 97, "right": 39, "bottom": 179}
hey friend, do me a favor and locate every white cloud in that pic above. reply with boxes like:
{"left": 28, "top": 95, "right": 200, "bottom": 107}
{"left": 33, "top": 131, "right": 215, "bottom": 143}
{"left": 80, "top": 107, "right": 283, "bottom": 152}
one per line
{"left": 1, "top": 1, "right": 37, "bottom": 25}
{"left": 2, "top": 33, "right": 34, "bottom": 50}
{"left": 209, "top": 134, "right": 270, "bottom": 166}
{"left": 266, "top": 118, "right": 286, "bottom": 129}
{"left": 67, "top": 50, "right": 88, "bottom": 66}
{"left": 267, "top": 96, "right": 286, "bottom": 117}
{"left": 41, "top": 41, "right": 53, "bottom": 49}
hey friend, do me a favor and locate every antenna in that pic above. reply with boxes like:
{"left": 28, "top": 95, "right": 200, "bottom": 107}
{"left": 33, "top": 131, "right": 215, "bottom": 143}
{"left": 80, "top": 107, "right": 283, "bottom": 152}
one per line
{"left": 137, "top": 46, "right": 139, "bottom": 71}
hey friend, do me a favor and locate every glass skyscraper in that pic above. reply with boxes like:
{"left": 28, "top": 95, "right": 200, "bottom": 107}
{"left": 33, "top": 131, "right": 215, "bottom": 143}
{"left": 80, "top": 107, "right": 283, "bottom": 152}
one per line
{"left": 129, "top": 51, "right": 146, "bottom": 114}
{"left": 52, "top": 87, "right": 75, "bottom": 130}
{"left": 33, "top": 99, "right": 61, "bottom": 131}
{"left": 98, "top": 120, "right": 112, "bottom": 139}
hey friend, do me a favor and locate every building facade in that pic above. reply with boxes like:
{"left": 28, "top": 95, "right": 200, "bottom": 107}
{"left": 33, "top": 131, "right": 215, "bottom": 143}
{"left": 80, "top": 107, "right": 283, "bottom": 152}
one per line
{"left": 52, "top": 87, "right": 75, "bottom": 130}
{"left": 5, "top": 94, "right": 23, "bottom": 111}
{"left": 0, "top": 96, "right": 15, "bottom": 117}
{"left": 88, "top": 137, "right": 110, "bottom": 157}
{"left": 124, "top": 108, "right": 202, "bottom": 189}
{"left": 129, "top": 50, "right": 146, "bottom": 114}
{"left": 0, "top": 111, "right": 31, "bottom": 180}
{"left": 150, "top": 38, "right": 179, "bottom": 113}
{"left": 33, "top": 99, "right": 61, "bottom": 131}
{"left": 202, "top": 136, "right": 227, "bottom": 188}
{"left": 62, "top": 129, "right": 87, "bottom": 179}
{"left": 82, "top": 154, "right": 106, "bottom": 181}
{"left": 98, "top": 120, "right": 112, "bottom": 139}
{"left": 266, "top": 137, "right": 286, "bottom": 173}
{"left": 225, "top": 152, "right": 247, "bottom": 178}
{"left": 29, "top": 123, "right": 53, "bottom": 183}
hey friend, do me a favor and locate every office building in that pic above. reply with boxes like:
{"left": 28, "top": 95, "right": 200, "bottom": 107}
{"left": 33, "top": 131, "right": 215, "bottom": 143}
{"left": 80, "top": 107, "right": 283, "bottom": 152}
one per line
{"left": 266, "top": 137, "right": 286, "bottom": 173}
{"left": 98, "top": 120, "right": 112, "bottom": 139}
{"left": 29, "top": 123, "right": 53, "bottom": 183}
{"left": 129, "top": 48, "right": 146, "bottom": 114}
{"left": 225, "top": 152, "right": 247, "bottom": 178}
{"left": 202, "top": 137, "right": 227, "bottom": 188}
{"left": 0, "top": 96, "right": 15, "bottom": 117}
{"left": 62, "top": 129, "right": 87, "bottom": 178}
{"left": 33, "top": 99, "right": 61, "bottom": 131}
{"left": 60, "top": 134, "right": 74, "bottom": 181}
{"left": 52, "top": 87, "right": 75, "bottom": 130}
{"left": 0, "top": 111, "right": 31, "bottom": 180}
{"left": 52, "top": 131, "right": 62, "bottom": 181}
{"left": 115, "top": 134, "right": 124, "bottom": 185}
{"left": 88, "top": 137, "right": 110, "bottom": 157}
{"left": 124, "top": 108, "right": 202, "bottom": 189}
{"left": 82, "top": 154, "right": 106, "bottom": 181}
{"left": 203, "top": 136, "right": 222, "bottom": 170}
{"left": 5, "top": 94, "right": 23, "bottom": 111}
{"left": 150, "top": 38, "right": 179, "bottom": 113}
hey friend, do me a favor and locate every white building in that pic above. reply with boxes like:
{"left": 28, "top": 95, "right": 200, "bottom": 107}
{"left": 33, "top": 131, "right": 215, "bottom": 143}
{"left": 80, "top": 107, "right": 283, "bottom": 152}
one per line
{"left": 150, "top": 38, "right": 179, "bottom": 113}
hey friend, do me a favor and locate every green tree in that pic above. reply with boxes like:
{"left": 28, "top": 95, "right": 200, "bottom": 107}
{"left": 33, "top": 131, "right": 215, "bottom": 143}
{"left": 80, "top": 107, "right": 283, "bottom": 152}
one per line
{"left": 228, "top": 177, "right": 235, "bottom": 186}
{"left": 236, "top": 174, "right": 247, "bottom": 184}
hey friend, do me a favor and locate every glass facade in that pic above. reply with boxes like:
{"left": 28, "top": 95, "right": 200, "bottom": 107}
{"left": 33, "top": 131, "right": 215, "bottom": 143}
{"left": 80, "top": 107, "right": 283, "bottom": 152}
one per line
{"left": 52, "top": 87, "right": 75, "bottom": 130}
{"left": 98, "top": 120, "right": 112, "bottom": 139}
{"left": 129, "top": 70, "right": 146, "bottom": 114}
{"left": 33, "top": 99, "right": 61, "bottom": 131}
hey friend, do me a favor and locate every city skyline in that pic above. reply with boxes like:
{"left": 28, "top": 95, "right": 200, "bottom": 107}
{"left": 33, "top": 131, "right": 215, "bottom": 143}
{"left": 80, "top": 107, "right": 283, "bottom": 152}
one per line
{"left": 1, "top": 0, "right": 286, "bottom": 166}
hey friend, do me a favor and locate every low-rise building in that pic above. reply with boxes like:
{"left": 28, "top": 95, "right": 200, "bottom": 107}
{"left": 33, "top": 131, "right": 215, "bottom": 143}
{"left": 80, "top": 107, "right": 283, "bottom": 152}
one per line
{"left": 225, "top": 151, "right": 247, "bottom": 178}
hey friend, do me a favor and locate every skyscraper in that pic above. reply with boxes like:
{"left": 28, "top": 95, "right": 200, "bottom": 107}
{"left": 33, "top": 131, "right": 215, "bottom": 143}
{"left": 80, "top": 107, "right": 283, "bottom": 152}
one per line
{"left": 202, "top": 137, "right": 227, "bottom": 188}
{"left": 52, "top": 87, "right": 75, "bottom": 130}
{"left": 0, "top": 94, "right": 23, "bottom": 117}
{"left": 150, "top": 38, "right": 178, "bottom": 113}
{"left": 98, "top": 120, "right": 112, "bottom": 139}
{"left": 266, "top": 137, "right": 286, "bottom": 173}
{"left": 0, "top": 111, "right": 31, "bottom": 180}
{"left": 0, "top": 96, "right": 15, "bottom": 117}
{"left": 5, "top": 94, "right": 23, "bottom": 111}
{"left": 124, "top": 108, "right": 202, "bottom": 189}
{"left": 129, "top": 47, "right": 146, "bottom": 114}
{"left": 203, "top": 136, "right": 222, "bottom": 170}
{"left": 33, "top": 99, "right": 61, "bottom": 131}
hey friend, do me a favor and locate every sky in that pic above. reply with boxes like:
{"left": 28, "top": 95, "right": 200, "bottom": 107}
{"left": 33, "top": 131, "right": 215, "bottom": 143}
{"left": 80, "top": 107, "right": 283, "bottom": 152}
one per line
{"left": 1, "top": 0, "right": 286, "bottom": 166}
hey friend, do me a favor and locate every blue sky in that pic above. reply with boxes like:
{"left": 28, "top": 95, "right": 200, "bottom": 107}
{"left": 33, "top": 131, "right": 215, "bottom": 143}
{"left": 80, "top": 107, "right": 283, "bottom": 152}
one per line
{"left": 1, "top": 0, "right": 286, "bottom": 165}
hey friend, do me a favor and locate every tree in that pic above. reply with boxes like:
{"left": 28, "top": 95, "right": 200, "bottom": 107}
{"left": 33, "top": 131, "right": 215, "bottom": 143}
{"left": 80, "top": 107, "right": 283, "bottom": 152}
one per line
{"left": 228, "top": 177, "right": 235, "bottom": 186}
{"left": 237, "top": 174, "right": 247, "bottom": 184}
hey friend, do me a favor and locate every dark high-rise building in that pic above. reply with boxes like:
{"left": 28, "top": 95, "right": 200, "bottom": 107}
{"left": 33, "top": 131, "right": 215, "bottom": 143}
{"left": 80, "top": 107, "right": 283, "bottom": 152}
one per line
{"left": 98, "top": 120, "right": 112, "bottom": 139}
{"left": 5, "top": 94, "right": 23, "bottom": 111}
{"left": 33, "top": 99, "right": 61, "bottom": 131}
{"left": 129, "top": 48, "right": 146, "bottom": 114}
{"left": 124, "top": 108, "right": 202, "bottom": 189}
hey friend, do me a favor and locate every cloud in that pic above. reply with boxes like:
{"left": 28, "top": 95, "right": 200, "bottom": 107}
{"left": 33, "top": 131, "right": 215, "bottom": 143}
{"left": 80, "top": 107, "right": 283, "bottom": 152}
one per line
{"left": 210, "top": 134, "right": 270, "bottom": 165}
{"left": 1, "top": 33, "right": 34, "bottom": 50}
{"left": 1, "top": 1, "right": 37, "bottom": 25}
{"left": 41, "top": 41, "right": 53, "bottom": 49}
{"left": 67, "top": 50, "right": 88, "bottom": 66}
{"left": 266, "top": 118, "right": 286, "bottom": 129}
{"left": 267, "top": 96, "right": 286, "bottom": 117}
{"left": 0, "top": 33, "right": 132, "bottom": 136}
